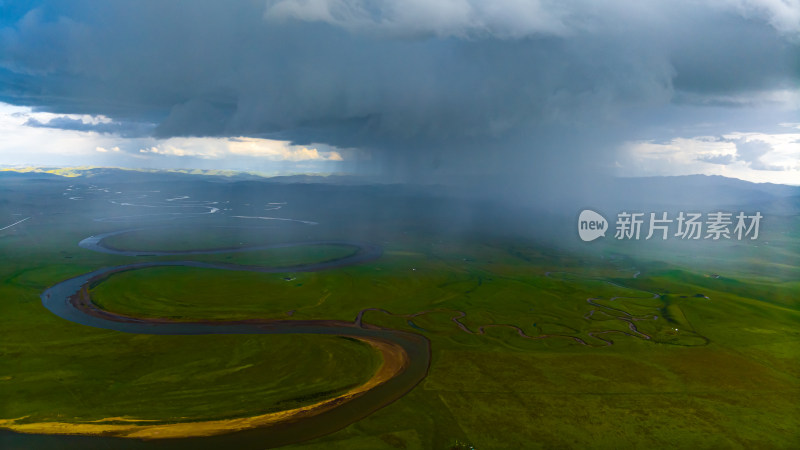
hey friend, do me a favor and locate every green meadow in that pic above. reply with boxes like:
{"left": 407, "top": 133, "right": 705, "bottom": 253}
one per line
{"left": 0, "top": 236, "right": 381, "bottom": 425}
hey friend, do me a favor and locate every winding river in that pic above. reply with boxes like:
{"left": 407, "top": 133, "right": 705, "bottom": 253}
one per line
{"left": 3, "top": 228, "right": 431, "bottom": 449}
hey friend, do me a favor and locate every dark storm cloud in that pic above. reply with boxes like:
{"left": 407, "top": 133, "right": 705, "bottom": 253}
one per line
{"left": 0, "top": 0, "right": 797, "bottom": 183}
{"left": 24, "top": 116, "right": 155, "bottom": 137}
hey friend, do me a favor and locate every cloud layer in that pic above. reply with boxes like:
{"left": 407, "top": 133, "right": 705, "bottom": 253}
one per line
{"left": 0, "top": 0, "right": 797, "bottom": 184}
{"left": 0, "top": 103, "right": 349, "bottom": 173}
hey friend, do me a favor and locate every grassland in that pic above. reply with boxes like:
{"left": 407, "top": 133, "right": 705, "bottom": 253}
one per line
{"left": 100, "top": 227, "right": 314, "bottom": 252}
{"left": 84, "top": 228, "right": 800, "bottom": 448}
{"left": 1, "top": 176, "right": 799, "bottom": 449}
{"left": 2, "top": 330, "right": 381, "bottom": 424}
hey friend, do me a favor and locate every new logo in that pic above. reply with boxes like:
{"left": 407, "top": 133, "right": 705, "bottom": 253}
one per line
{"left": 578, "top": 209, "right": 607, "bottom": 242}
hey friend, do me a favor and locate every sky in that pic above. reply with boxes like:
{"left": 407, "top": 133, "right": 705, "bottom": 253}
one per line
{"left": 0, "top": 0, "right": 798, "bottom": 185}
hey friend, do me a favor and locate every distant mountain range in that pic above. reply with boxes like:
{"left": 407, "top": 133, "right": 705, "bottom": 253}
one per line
{"left": 1, "top": 167, "right": 798, "bottom": 215}
{"left": 0, "top": 166, "right": 367, "bottom": 184}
